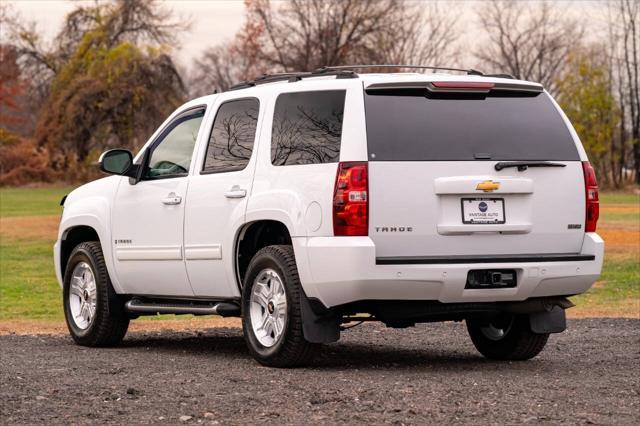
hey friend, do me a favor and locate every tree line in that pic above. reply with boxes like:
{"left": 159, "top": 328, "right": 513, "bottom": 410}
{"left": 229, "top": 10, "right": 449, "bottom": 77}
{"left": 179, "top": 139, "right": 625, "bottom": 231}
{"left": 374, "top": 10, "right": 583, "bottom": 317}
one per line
{"left": 0, "top": 0, "right": 638, "bottom": 187}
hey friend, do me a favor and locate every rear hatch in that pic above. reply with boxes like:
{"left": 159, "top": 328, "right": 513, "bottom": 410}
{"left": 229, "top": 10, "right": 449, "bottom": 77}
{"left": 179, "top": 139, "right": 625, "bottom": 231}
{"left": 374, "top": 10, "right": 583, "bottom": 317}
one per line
{"left": 364, "top": 80, "right": 585, "bottom": 259}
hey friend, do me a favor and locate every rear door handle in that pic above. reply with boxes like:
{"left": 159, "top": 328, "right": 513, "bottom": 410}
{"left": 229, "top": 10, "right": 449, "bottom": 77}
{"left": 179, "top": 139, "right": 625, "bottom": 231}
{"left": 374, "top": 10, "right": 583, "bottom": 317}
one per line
{"left": 225, "top": 185, "right": 247, "bottom": 199}
{"left": 161, "top": 192, "right": 182, "bottom": 205}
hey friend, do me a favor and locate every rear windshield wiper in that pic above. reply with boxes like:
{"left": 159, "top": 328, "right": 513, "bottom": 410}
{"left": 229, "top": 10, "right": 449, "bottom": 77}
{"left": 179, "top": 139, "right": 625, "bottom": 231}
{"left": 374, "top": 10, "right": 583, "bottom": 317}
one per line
{"left": 494, "top": 161, "right": 567, "bottom": 172}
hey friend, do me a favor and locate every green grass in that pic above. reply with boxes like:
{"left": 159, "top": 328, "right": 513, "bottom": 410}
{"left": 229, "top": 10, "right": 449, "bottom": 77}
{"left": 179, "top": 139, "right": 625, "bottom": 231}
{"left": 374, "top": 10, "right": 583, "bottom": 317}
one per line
{"left": 0, "top": 187, "right": 73, "bottom": 217}
{"left": 571, "top": 256, "right": 639, "bottom": 316}
{"left": 0, "top": 234, "right": 62, "bottom": 320}
{"left": 599, "top": 192, "right": 640, "bottom": 205}
{"left": 594, "top": 192, "right": 639, "bottom": 224}
{"left": 0, "top": 186, "right": 638, "bottom": 322}
{"left": 600, "top": 211, "right": 640, "bottom": 223}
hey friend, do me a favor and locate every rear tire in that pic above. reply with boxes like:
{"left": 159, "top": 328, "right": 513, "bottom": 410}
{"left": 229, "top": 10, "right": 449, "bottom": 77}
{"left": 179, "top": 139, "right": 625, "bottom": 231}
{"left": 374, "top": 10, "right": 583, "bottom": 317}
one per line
{"left": 63, "top": 241, "right": 129, "bottom": 347}
{"left": 466, "top": 314, "right": 549, "bottom": 360}
{"left": 241, "top": 245, "right": 319, "bottom": 367}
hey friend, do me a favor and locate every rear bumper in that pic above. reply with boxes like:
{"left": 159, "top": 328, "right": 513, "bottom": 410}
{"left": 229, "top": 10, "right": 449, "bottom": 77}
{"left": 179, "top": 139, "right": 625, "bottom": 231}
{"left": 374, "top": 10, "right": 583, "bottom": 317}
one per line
{"left": 293, "top": 233, "right": 604, "bottom": 308}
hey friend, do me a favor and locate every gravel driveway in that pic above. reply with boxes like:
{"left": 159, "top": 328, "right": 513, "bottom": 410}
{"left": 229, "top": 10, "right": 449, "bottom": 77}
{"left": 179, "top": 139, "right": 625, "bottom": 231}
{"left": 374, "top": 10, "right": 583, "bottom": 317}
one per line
{"left": 1, "top": 318, "right": 639, "bottom": 425}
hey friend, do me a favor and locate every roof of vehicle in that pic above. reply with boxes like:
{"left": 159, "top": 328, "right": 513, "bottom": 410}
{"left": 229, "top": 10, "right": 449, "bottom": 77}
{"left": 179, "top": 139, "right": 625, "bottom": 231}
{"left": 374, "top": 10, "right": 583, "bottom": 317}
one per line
{"left": 186, "top": 70, "right": 543, "bottom": 107}
{"left": 227, "top": 65, "right": 541, "bottom": 92}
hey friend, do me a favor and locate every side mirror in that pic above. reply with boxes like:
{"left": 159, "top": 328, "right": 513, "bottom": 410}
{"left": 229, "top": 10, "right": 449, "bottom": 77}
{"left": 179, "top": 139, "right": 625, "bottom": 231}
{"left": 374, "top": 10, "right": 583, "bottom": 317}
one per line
{"left": 99, "top": 149, "right": 133, "bottom": 176}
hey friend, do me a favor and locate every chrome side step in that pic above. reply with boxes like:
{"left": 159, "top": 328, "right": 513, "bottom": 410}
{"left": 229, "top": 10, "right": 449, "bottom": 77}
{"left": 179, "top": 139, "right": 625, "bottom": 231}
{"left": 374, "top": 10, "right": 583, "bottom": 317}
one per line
{"left": 125, "top": 299, "right": 240, "bottom": 317}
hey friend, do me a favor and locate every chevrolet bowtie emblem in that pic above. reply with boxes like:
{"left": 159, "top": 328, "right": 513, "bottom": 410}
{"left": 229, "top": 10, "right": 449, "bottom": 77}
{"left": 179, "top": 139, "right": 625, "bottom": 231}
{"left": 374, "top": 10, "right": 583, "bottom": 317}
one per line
{"left": 476, "top": 180, "right": 500, "bottom": 192}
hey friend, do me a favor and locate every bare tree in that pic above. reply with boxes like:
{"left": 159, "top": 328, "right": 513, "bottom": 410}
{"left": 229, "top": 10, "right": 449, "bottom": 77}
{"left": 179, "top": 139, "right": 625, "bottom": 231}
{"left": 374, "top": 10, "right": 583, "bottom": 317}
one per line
{"left": 475, "top": 1, "right": 584, "bottom": 93}
{"left": 374, "top": 2, "right": 459, "bottom": 67}
{"left": 190, "top": 0, "right": 460, "bottom": 95}
{"left": 191, "top": 44, "right": 251, "bottom": 94}
{"left": 605, "top": 0, "right": 640, "bottom": 185}
{"left": 248, "top": 0, "right": 396, "bottom": 71}
{"left": 614, "top": 0, "right": 639, "bottom": 183}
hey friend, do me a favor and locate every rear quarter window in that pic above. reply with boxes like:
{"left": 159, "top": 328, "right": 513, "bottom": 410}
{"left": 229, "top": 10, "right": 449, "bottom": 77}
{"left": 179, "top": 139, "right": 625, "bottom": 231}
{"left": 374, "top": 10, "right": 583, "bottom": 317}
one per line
{"left": 364, "top": 90, "right": 580, "bottom": 161}
{"left": 271, "top": 90, "right": 346, "bottom": 166}
{"left": 202, "top": 98, "right": 259, "bottom": 174}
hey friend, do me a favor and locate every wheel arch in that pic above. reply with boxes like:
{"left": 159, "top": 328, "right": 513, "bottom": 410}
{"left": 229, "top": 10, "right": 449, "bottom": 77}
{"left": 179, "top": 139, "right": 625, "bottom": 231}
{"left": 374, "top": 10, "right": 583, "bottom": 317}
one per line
{"left": 57, "top": 214, "right": 122, "bottom": 294}
{"left": 234, "top": 220, "right": 293, "bottom": 292}
{"left": 60, "top": 225, "right": 101, "bottom": 278}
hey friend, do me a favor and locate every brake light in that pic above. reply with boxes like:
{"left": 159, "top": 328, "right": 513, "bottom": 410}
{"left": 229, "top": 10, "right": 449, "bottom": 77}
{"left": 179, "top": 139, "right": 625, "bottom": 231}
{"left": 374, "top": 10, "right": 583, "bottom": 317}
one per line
{"left": 430, "top": 82, "right": 495, "bottom": 90}
{"left": 582, "top": 161, "right": 599, "bottom": 232}
{"left": 333, "top": 162, "right": 368, "bottom": 236}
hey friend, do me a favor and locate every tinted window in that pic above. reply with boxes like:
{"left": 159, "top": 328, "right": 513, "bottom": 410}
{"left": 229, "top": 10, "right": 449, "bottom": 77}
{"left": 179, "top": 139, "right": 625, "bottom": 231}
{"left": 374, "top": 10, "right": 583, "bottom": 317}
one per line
{"left": 271, "top": 90, "right": 345, "bottom": 166}
{"left": 145, "top": 109, "right": 205, "bottom": 179}
{"left": 203, "top": 98, "right": 259, "bottom": 173}
{"left": 364, "top": 91, "right": 579, "bottom": 161}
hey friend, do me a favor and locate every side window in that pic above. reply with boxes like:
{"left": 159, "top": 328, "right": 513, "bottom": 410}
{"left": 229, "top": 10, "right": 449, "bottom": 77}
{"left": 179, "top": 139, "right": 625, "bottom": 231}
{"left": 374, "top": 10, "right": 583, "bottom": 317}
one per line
{"left": 271, "top": 90, "right": 346, "bottom": 166}
{"left": 144, "top": 109, "right": 205, "bottom": 179}
{"left": 202, "top": 98, "right": 260, "bottom": 174}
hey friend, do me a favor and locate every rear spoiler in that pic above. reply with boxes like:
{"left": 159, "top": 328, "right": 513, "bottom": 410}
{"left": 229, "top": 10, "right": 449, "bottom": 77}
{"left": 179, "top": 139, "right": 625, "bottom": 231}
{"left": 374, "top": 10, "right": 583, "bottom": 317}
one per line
{"left": 365, "top": 81, "right": 544, "bottom": 95}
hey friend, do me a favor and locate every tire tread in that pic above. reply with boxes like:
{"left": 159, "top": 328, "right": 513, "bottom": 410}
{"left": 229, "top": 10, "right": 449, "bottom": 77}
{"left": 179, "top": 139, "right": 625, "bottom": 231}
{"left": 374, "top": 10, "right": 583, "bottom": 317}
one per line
{"left": 467, "top": 315, "right": 549, "bottom": 361}
{"left": 242, "top": 245, "right": 319, "bottom": 367}
{"left": 64, "top": 241, "right": 129, "bottom": 347}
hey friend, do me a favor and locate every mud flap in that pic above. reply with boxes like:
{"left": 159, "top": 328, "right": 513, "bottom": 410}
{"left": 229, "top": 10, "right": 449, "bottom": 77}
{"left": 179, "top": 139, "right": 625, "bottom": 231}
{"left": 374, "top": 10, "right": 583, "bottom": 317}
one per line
{"left": 529, "top": 306, "right": 566, "bottom": 334}
{"left": 300, "top": 291, "right": 340, "bottom": 343}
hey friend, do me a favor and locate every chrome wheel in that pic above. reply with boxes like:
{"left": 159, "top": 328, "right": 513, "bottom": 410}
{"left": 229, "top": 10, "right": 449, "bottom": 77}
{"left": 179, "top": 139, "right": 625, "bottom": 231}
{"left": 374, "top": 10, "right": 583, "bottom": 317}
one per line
{"left": 249, "top": 268, "right": 287, "bottom": 347}
{"left": 68, "top": 262, "right": 97, "bottom": 330}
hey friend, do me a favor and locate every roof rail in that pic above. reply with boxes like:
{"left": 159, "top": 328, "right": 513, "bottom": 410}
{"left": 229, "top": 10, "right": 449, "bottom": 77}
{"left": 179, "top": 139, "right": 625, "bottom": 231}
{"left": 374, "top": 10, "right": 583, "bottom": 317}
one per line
{"left": 229, "top": 73, "right": 301, "bottom": 90}
{"left": 228, "top": 69, "right": 358, "bottom": 91}
{"left": 226, "top": 64, "right": 514, "bottom": 92}
{"left": 312, "top": 64, "right": 485, "bottom": 76}
{"left": 484, "top": 73, "right": 515, "bottom": 79}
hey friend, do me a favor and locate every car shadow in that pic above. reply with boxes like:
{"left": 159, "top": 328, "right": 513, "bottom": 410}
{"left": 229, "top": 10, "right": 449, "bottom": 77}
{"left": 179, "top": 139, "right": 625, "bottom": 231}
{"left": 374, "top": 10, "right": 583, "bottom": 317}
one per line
{"left": 114, "top": 326, "right": 552, "bottom": 371}
{"left": 120, "top": 327, "right": 249, "bottom": 358}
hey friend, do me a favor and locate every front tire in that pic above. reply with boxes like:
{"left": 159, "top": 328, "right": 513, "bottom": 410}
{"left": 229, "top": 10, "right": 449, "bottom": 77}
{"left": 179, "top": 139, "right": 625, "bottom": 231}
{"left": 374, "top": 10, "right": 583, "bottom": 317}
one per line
{"left": 63, "top": 241, "right": 129, "bottom": 347}
{"left": 466, "top": 314, "right": 549, "bottom": 360}
{"left": 241, "top": 245, "right": 319, "bottom": 367}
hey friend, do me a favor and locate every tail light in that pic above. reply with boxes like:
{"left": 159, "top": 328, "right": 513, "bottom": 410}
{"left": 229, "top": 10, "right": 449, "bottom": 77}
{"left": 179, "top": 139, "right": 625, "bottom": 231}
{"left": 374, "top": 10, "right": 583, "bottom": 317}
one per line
{"left": 582, "top": 161, "right": 599, "bottom": 232}
{"left": 333, "top": 162, "right": 368, "bottom": 236}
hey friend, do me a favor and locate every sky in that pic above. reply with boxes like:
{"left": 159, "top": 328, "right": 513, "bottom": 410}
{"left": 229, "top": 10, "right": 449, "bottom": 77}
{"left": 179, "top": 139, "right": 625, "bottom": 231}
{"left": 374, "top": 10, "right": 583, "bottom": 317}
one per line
{"left": 4, "top": 0, "right": 608, "bottom": 71}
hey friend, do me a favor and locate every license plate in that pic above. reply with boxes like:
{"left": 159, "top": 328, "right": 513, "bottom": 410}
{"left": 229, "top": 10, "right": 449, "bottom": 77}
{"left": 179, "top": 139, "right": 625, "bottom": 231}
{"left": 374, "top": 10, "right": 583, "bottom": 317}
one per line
{"left": 461, "top": 198, "right": 505, "bottom": 224}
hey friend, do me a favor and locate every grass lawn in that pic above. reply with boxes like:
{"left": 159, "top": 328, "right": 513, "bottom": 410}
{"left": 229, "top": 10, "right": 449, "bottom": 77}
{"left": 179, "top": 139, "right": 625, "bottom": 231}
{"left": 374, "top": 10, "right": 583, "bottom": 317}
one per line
{"left": 0, "top": 187, "right": 74, "bottom": 217}
{"left": 570, "top": 191, "right": 639, "bottom": 316}
{"left": 1, "top": 232, "right": 62, "bottom": 320}
{"left": 1, "top": 188, "right": 69, "bottom": 321}
{"left": 0, "top": 186, "right": 638, "bottom": 326}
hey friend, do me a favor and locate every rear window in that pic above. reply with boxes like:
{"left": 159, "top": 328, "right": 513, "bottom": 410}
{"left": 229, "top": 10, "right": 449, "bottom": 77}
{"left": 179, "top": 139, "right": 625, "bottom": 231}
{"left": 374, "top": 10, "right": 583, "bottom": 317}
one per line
{"left": 364, "top": 90, "right": 579, "bottom": 161}
{"left": 271, "top": 90, "right": 345, "bottom": 166}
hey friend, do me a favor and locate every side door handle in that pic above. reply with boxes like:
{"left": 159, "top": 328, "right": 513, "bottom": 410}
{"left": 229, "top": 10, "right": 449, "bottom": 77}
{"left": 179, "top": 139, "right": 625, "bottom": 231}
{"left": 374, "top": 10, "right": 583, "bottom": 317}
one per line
{"left": 161, "top": 192, "right": 182, "bottom": 205}
{"left": 224, "top": 185, "right": 247, "bottom": 199}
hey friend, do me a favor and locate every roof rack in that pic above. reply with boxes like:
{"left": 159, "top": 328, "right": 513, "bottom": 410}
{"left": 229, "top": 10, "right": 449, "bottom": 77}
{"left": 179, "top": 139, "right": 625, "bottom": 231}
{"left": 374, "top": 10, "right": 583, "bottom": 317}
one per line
{"left": 228, "top": 69, "right": 358, "bottom": 91}
{"left": 312, "top": 64, "right": 486, "bottom": 75}
{"left": 227, "top": 64, "right": 514, "bottom": 92}
{"left": 484, "top": 73, "right": 516, "bottom": 79}
{"left": 316, "top": 66, "right": 515, "bottom": 79}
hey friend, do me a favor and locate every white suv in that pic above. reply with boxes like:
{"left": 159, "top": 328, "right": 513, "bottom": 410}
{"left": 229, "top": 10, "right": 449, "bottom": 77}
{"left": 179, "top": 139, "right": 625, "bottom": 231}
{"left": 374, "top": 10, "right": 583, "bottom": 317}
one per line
{"left": 54, "top": 66, "right": 604, "bottom": 367}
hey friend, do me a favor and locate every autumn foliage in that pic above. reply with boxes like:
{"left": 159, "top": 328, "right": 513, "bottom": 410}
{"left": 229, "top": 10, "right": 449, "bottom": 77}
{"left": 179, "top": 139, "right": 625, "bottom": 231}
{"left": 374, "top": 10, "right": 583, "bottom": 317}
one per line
{"left": 0, "top": 129, "right": 58, "bottom": 185}
{"left": 0, "top": 0, "right": 186, "bottom": 185}
{"left": 0, "top": 46, "right": 27, "bottom": 130}
{"left": 0, "top": 45, "right": 55, "bottom": 185}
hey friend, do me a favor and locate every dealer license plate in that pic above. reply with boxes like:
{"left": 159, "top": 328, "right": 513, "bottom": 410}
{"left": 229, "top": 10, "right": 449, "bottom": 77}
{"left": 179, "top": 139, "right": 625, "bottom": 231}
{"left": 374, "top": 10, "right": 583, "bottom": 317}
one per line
{"left": 461, "top": 198, "right": 505, "bottom": 224}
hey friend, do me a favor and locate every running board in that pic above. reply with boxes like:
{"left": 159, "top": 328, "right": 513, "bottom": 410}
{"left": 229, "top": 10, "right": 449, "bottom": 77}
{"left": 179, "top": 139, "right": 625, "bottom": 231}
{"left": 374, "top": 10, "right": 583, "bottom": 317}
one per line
{"left": 125, "top": 299, "right": 240, "bottom": 317}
